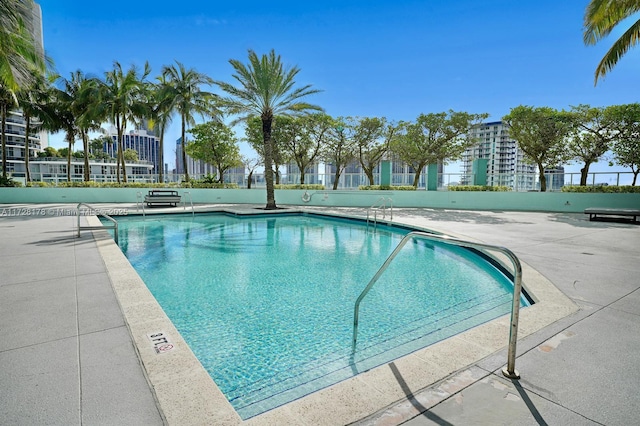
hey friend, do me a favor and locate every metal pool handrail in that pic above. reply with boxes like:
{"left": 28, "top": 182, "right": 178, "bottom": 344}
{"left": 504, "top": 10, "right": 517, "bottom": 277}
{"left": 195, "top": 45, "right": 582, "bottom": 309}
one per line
{"left": 366, "top": 196, "right": 393, "bottom": 228}
{"left": 182, "top": 191, "right": 194, "bottom": 216}
{"left": 76, "top": 202, "right": 119, "bottom": 245}
{"left": 352, "top": 231, "right": 523, "bottom": 379}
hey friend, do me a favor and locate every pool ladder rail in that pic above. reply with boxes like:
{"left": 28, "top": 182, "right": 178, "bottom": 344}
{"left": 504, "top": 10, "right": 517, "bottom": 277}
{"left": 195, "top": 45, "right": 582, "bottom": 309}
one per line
{"left": 75, "top": 202, "right": 119, "bottom": 246}
{"left": 352, "top": 231, "right": 523, "bottom": 380}
{"left": 366, "top": 197, "right": 393, "bottom": 229}
{"left": 135, "top": 190, "right": 194, "bottom": 217}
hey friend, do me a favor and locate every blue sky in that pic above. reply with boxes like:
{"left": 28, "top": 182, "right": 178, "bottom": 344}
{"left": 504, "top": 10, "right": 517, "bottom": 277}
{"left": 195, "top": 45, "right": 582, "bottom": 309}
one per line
{"left": 38, "top": 0, "right": 638, "bottom": 179}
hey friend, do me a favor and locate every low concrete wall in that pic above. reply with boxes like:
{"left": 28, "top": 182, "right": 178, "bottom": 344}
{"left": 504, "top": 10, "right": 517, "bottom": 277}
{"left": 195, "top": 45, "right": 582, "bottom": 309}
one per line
{"left": 1, "top": 187, "right": 638, "bottom": 213}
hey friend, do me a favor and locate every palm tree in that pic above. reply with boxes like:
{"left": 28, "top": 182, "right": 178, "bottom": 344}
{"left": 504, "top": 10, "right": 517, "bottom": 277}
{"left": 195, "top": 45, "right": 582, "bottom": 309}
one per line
{"left": 216, "top": 49, "right": 322, "bottom": 209}
{"left": 98, "top": 61, "right": 151, "bottom": 183}
{"left": 50, "top": 71, "right": 103, "bottom": 182}
{"left": 584, "top": 0, "right": 640, "bottom": 84}
{"left": 162, "top": 61, "right": 217, "bottom": 182}
{"left": 147, "top": 74, "right": 174, "bottom": 183}
{"left": 16, "top": 71, "right": 52, "bottom": 182}
{"left": 0, "top": 0, "right": 44, "bottom": 92}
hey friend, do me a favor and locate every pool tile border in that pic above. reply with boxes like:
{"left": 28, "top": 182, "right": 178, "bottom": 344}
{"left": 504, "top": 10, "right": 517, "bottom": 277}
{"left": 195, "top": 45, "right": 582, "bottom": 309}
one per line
{"left": 88, "top": 211, "right": 579, "bottom": 425}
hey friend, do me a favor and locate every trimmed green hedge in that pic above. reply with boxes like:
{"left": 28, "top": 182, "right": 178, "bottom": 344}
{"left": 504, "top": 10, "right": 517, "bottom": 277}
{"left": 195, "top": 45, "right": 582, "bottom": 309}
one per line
{"left": 358, "top": 185, "right": 416, "bottom": 191}
{"left": 275, "top": 184, "right": 325, "bottom": 190}
{"left": 23, "top": 181, "right": 239, "bottom": 189}
{"left": 561, "top": 185, "right": 640, "bottom": 193}
{"left": 448, "top": 185, "right": 511, "bottom": 192}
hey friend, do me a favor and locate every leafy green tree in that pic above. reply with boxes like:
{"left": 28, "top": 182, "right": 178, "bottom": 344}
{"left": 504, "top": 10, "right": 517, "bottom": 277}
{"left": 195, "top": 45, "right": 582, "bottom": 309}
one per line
{"left": 567, "top": 104, "right": 615, "bottom": 186}
{"left": 391, "top": 111, "right": 489, "bottom": 188}
{"left": 244, "top": 116, "right": 290, "bottom": 184}
{"left": 187, "top": 121, "right": 241, "bottom": 183}
{"left": 352, "top": 116, "right": 397, "bottom": 185}
{"left": 583, "top": 0, "right": 640, "bottom": 84}
{"left": 98, "top": 61, "right": 151, "bottom": 183}
{"left": 0, "top": 0, "right": 45, "bottom": 92}
{"left": 89, "top": 135, "right": 110, "bottom": 156}
{"left": 503, "top": 106, "right": 573, "bottom": 192}
{"left": 217, "top": 49, "right": 322, "bottom": 209}
{"left": 605, "top": 103, "right": 640, "bottom": 185}
{"left": 123, "top": 148, "right": 139, "bottom": 163}
{"left": 242, "top": 156, "right": 261, "bottom": 189}
{"left": 322, "top": 116, "right": 358, "bottom": 190}
{"left": 40, "top": 146, "right": 59, "bottom": 157}
{"left": 162, "top": 61, "right": 217, "bottom": 183}
{"left": 284, "top": 113, "right": 332, "bottom": 185}
{"left": 322, "top": 117, "right": 358, "bottom": 191}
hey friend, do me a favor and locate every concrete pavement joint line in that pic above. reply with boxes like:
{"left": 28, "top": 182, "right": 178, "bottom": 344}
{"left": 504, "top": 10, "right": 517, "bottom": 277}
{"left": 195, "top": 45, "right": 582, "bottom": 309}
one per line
{"left": 73, "top": 219, "right": 83, "bottom": 425}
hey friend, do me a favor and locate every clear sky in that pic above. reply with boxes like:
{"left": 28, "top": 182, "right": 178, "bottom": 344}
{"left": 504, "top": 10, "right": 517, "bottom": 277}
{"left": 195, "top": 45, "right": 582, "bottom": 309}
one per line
{"left": 38, "top": 0, "right": 639, "bottom": 179}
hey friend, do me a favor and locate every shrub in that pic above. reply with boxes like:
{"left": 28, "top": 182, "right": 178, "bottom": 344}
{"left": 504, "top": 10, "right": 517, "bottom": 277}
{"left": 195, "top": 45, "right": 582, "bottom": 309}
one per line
{"left": 183, "top": 182, "right": 239, "bottom": 189}
{"left": 448, "top": 185, "right": 511, "bottom": 192}
{"left": 26, "top": 181, "right": 52, "bottom": 187}
{"left": 275, "top": 184, "right": 325, "bottom": 190}
{"left": 358, "top": 185, "right": 416, "bottom": 191}
{"left": 561, "top": 185, "right": 640, "bottom": 193}
{"left": 0, "top": 176, "right": 22, "bottom": 187}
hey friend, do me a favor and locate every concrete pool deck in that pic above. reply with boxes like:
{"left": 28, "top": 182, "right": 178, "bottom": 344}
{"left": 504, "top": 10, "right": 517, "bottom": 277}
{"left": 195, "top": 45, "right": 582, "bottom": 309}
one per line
{"left": 1, "top": 204, "right": 639, "bottom": 425}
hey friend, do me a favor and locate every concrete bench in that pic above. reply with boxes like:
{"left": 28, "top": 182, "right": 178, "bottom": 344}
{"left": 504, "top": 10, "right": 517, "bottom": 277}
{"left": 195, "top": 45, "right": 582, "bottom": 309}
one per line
{"left": 144, "top": 190, "right": 181, "bottom": 207}
{"left": 584, "top": 207, "right": 640, "bottom": 223}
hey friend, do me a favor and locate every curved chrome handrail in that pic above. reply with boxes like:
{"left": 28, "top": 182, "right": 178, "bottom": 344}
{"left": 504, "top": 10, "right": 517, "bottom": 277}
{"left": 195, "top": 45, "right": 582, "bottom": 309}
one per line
{"left": 76, "top": 202, "right": 119, "bottom": 245}
{"left": 352, "top": 231, "right": 523, "bottom": 379}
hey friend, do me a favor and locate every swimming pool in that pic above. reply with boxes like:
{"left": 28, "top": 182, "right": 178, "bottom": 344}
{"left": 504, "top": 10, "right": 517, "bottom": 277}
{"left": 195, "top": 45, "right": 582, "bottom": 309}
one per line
{"left": 112, "top": 212, "right": 529, "bottom": 419}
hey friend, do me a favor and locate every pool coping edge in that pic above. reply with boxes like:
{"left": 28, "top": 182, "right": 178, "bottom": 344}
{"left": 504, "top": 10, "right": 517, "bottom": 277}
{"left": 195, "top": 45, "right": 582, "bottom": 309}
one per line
{"left": 88, "top": 213, "right": 579, "bottom": 426}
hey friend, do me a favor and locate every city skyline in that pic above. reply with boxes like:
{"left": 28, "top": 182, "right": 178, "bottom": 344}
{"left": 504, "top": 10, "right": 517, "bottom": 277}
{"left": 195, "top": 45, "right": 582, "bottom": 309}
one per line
{"left": 39, "top": 1, "right": 638, "bottom": 179}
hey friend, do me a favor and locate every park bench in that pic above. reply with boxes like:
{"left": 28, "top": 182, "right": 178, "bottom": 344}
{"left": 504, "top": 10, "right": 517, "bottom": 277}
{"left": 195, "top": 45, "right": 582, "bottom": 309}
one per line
{"left": 144, "top": 190, "right": 181, "bottom": 207}
{"left": 584, "top": 207, "right": 640, "bottom": 223}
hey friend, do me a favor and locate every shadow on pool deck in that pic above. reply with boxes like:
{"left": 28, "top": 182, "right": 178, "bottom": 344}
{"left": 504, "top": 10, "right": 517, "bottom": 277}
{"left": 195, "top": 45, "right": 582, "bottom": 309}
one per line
{"left": 1, "top": 204, "right": 639, "bottom": 425}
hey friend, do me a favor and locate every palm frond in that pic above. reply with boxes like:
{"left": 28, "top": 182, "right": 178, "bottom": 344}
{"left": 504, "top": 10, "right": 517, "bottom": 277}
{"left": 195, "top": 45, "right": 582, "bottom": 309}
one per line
{"left": 594, "top": 17, "right": 640, "bottom": 82}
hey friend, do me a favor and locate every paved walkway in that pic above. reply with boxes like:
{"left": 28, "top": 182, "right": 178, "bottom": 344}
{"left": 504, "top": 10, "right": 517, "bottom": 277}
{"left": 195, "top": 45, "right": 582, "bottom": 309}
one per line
{"left": 1, "top": 204, "right": 638, "bottom": 425}
{"left": 0, "top": 207, "right": 164, "bottom": 425}
{"left": 341, "top": 208, "right": 639, "bottom": 426}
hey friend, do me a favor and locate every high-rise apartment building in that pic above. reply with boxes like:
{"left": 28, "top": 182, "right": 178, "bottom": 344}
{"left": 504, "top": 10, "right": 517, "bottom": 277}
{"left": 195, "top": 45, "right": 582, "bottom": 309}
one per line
{"left": 106, "top": 129, "right": 161, "bottom": 172}
{"left": 462, "top": 121, "right": 536, "bottom": 190}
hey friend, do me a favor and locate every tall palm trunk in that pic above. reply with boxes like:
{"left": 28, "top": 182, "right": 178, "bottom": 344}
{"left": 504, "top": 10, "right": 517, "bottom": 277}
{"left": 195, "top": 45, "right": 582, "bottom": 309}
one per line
{"left": 262, "top": 114, "right": 277, "bottom": 209}
{"left": 66, "top": 132, "right": 73, "bottom": 182}
{"left": 119, "top": 126, "right": 127, "bottom": 183}
{"left": 23, "top": 112, "right": 31, "bottom": 182}
{"left": 115, "top": 116, "right": 121, "bottom": 183}
{"left": 181, "top": 115, "right": 189, "bottom": 182}
{"left": 158, "top": 123, "right": 165, "bottom": 183}
{"left": 81, "top": 130, "right": 90, "bottom": 181}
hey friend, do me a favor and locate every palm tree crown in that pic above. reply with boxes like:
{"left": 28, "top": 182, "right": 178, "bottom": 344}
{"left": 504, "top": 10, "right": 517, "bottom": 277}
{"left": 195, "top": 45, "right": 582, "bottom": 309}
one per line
{"left": 584, "top": 0, "right": 640, "bottom": 84}
{"left": 216, "top": 49, "right": 322, "bottom": 208}
{"left": 162, "top": 61, "right": 217, "bottom": 182}
{"left": 98, "top": 61, "right": 151, "bottom": 182}
{"left": 0, "top": 0, "right": 45, "bottom": 92}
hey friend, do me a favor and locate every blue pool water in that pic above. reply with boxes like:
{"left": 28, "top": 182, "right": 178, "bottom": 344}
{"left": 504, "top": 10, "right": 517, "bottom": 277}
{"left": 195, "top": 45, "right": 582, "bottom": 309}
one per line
{"left": 111, "top": 213, "right": 528, "bottom": 419}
